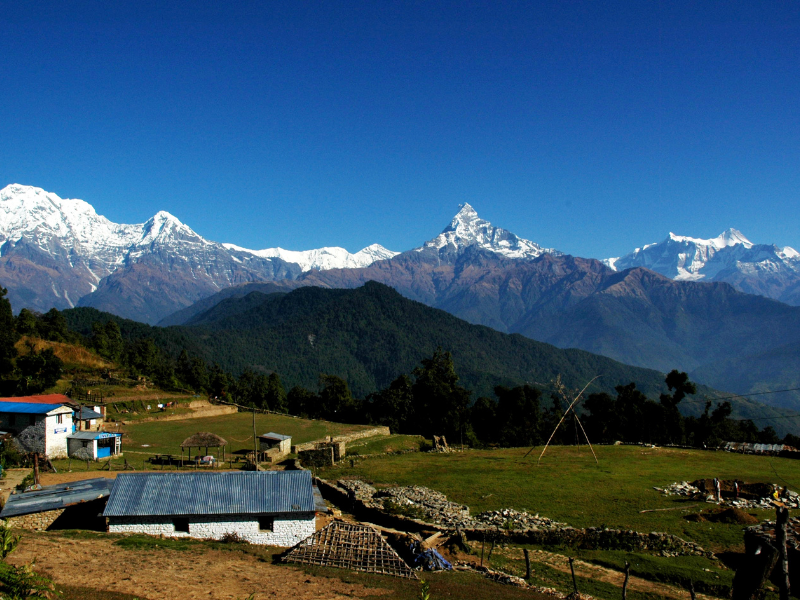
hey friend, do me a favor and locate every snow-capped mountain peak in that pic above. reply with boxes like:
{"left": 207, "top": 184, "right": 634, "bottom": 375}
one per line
{"left": 419, "top": 203, "right": 558, "bottom": 260}
{"left": 222, "top": 242, "right": 398, "bottom": 272}
{"left": 605, "top": 229, "right": 800, "bottom": 288}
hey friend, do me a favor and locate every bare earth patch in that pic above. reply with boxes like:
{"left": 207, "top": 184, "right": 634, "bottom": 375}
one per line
{"left": 9, "top": 533, "right": 392, "bottom": 600}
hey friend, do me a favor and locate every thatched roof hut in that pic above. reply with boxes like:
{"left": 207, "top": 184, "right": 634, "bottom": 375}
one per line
{"left": 181, "top": 432, "right": 227, "bottom": 448}
{"left": 180, "top": 432, "right": 228, "bottom": 464}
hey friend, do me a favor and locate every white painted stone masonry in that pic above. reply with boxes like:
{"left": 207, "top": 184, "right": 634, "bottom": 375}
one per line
{"left": 108, "top": 513, "right": 315, "bottom": 547}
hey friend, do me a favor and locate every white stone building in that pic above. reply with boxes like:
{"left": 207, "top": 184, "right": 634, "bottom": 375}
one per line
{"left": 0, "top": 394, "right": 75, "bottom": 458}
{"left": 104, "top": 471, "right": 317, "bottom": 547}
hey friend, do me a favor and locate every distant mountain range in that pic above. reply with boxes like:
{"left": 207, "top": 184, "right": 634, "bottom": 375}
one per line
{"left": 0, "top": 184, "right": 394, "bottom": 322}
{"left": 63, "top": 282, "right": 800, "bottom": 436}
{"left": 4, "top": 183, "right": 800, "bottom": 414}
{"left": 604, "top": 229, "right": 800, "bottom": 306}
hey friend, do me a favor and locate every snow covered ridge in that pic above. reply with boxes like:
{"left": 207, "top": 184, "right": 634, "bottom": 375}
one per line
{"left": 223, "top": 243, "right": 398, "bottom": 272}
{"left": 0, "top": 184, "right": 396, "bottom": 272}
{"left": 604, "top": 228, "right": 800, "bottom": 282}
{"left": 419, "top": 202, "right": 559, "bottom": 259}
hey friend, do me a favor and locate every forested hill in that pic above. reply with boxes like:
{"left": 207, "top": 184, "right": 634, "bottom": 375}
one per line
{"left": 63, "top": 282, "right": 792, "bottom": 427}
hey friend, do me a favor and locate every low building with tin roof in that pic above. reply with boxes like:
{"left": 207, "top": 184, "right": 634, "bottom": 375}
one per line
{"left": 103, "top": 470, "right": 316, "bottom": 546}
{"left": 0, "top": 394, "right": 74, "bottom": 458}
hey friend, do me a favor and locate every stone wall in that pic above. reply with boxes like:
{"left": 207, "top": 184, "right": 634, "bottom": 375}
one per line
{"left": 108, "top": 513, "right": 315, "bottom": 547}
{"left": 7, "top": 509, "right": 64, "bottom": 531}
{"left": 292, "top": 427, "right": 390, "bottom": 453}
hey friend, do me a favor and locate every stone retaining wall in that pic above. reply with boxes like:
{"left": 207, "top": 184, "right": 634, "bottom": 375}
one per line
{"left": 293, "top": 427, "right": 390, "bottom": 453}
{"left": 7, "top": 509, "right": 64, "bottom": 531}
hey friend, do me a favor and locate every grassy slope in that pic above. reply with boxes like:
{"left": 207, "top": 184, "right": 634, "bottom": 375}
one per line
{"left": 324, "top": 444, "right": 800, "bottom": 553}
{"left": 117, "top": 411, "right": 375, "bottom": 456}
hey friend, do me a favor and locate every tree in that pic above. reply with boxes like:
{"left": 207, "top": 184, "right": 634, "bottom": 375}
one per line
{"left": 14, "top": 309, "right": 39, "bottom": 337}
{"left": 494, "top": 385, "right": 542, "bottom": 447}
{"left": 16, "top": 347, "right": 63, "bottom": 394}
{"left": 287, "top": 385, "right": 317, "bottom": 418}
{"left": 659, "top": 370, "right": 695, "bottom": 445}
{"left": 0, "top": 288, "right": 18, "bottom": 378}
{"left": 368, "top": 374, "right": 414, "bottom": 433}
{"left": 468, "top": 396, "right": 498, "bottom": 445}
{"left": 318, "top": 374, "right": 357, "bottom": 421}
{"left": 411, "top": 349, "right": 471, "bottom": 440}
{"left": 176, "top": 351, "right": 209, "bottom": 393}
{"left": 265, "top": 373, "right": 287, "bottom": 412}
{"left": 90, "top": 320, "right": 124, "bottom": 362}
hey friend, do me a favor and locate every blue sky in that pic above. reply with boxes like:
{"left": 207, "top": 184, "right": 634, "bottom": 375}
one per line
{"left": 1, "top": 1, "right": 798, "bottom": 258}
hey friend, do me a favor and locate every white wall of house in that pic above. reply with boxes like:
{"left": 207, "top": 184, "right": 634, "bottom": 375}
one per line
{"left": 107, "top": 513, "right": 315, "bottom": 547}
{"left": 1, "top": 408, "right": 72, "bottom": 458}
{"left": 44, "top": 409, "right": 73, "bottom": 458}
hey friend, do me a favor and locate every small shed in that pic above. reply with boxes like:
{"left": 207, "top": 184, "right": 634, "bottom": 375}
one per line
{"left": 73, "top": 406, "right": 104, "bottom": 431}
{"left": 68, "top": 431, "right": 122, "bottom": 460}
{"left": 104, "top": 471, "right": 316, "bottom": 546}
{"left": 180, "top": 432, "right": 227, "bottom": 464}
{"left": 0, "top": 477, "right": 113, "bottom": 530}
{"left": 259, "top": 432, "right": 291, "bottom": 454}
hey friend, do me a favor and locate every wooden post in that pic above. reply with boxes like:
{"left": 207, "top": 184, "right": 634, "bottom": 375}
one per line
{"left": 480, "top": 534, "right": 485, "bottom": 567}
{"left": 689, "top": 581, "right": 697, "bottom": 600}
{"left": 569, "top": 557, "right": 578, "bottom": 596}
{"left": 523, "top": 548, "right": 531, "bottom": 579}
{"left": 252, "top": 407, "right": 258, "bottom": 470}
{"left": 487, "top": 537, "right": 496, "bottom": 562}
{"left": 777, "top": 507, "right": 791, "bottom": 600}
{"left": 622, "top": 561, "right": 630, "bottom": 600}
{"left": 33, "top": 452, "right": 40, "bottom": 486}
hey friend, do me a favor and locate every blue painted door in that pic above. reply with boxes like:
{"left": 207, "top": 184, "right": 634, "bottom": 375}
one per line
{"left": 97, "top": 445, "right": 111, "bottom": 458}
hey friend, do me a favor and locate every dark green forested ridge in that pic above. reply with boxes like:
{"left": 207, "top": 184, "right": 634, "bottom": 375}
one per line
{"left": 61, "top": 281, "right": 799, "bottom": 433}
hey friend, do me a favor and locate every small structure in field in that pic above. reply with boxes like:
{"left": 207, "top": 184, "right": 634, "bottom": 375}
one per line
{"left": 0, "top": 477, "right": 113, "bottom": 531}
{"left": 259, "top": 432, "right": 291, "bottom": 462}
{"left": 180, "top": 431, "right": 227, "bottom": 464}
{"left": 104, "top": 470, "right": 316, "bottom": 546}
{"left": 67, "top": 431, "right": 123, "bottom": 460}
{"left": 0, "top": 394, "right": 75, "bottom": 458}
{"left": 73, "top": 405, "right": 105, "bottom": 431}
{"left": 284, "top": 520, "right": 417, "bottom": 579}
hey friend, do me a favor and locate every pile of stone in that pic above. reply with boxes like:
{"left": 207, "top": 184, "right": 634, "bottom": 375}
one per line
{"left": 372, "top": 484, "right": 471, "bottom": 527}
{"left": 654, "top": 481, "right": 701, "bottom": 497}
{"left": 474, "top": 508, "right": 567, "bottom": 531}
{"left": 655, "top": 481, "right": 800, "bottom": 510}
{"left": 337, "top": 479, "right": 378, "bottom": 502}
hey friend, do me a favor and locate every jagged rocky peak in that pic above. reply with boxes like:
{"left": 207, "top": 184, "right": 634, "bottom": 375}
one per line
{"left": 420, "top": 202, "right": 558, "bottom": 260}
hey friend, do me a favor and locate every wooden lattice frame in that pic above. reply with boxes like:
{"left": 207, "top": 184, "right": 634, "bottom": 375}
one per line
{"left": 284, "top": 521, "right": 418, "bottom": 579}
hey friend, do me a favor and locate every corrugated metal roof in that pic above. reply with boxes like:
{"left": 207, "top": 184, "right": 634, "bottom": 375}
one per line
{"left": 75, "top": 407, "right": 103, "bottom": 420}
{"left": 68, "top": 431, "right": 121, "bottom": 440}
{"left": 103, "top": 470, "right": 314, "bottom": 517}
{"left": 0, "top": 477, "right": 113, "bottom": 518}
{"left": 0, "top": 394, "right": 70, "bottom": 404}
{"left": 0, "top": 402, "right": 65, "bottom": 414}
{"left": 260, "top": 432, "right": 291, "bottom": 441}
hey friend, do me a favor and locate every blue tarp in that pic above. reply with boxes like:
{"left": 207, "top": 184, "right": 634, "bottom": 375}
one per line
{"left": 409, "top": 541, "right": 452, "bottom": 571}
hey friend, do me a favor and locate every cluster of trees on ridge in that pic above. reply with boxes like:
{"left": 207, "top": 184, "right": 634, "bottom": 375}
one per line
{"left": 0, "top": 292, "right": 792, "bottom": 448}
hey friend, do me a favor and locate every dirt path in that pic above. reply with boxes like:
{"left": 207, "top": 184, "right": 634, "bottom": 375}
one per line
{"left": 1, "top": 468, "right": 32, "bottom": 504}
{"left": 9, "top": 533, "right": 392, "bottom": 600}
{"left": 503, "top": 548, "right": 722, "bottom": 600}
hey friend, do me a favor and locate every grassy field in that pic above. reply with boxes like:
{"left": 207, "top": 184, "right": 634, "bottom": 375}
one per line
{"left": 316, "top": 444, "right": 799, "bottom": 597}
{"left": 323, "top": 444, "right": 800, "bottom": 553}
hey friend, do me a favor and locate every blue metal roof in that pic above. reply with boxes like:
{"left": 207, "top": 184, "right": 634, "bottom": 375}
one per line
{"left": 0, "top": 402, "right": 64, "bottom": 414}
{"left": 103, "top": 470, "right": 315, "bottom": 517}
{"left": 0, "top": 478, "right": 113, "bottom": 518}
{"left": 68, "top": 431, "right": 121, "bottom": 440}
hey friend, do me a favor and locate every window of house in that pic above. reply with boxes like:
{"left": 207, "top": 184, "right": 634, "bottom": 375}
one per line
{"left": 8, "top": 415, "right": 15, "bottom": 427}
{"left": 28, "top": 416, "right": 35, "bottom": 426}
{"left": 56, "top": 414, "right": 63, "bottom": 424}
{"left": 173, "top": 518, "right": 190, "bottom": 533}
{"left": 258, "top": 517, "right": 274, "bottom": 532}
